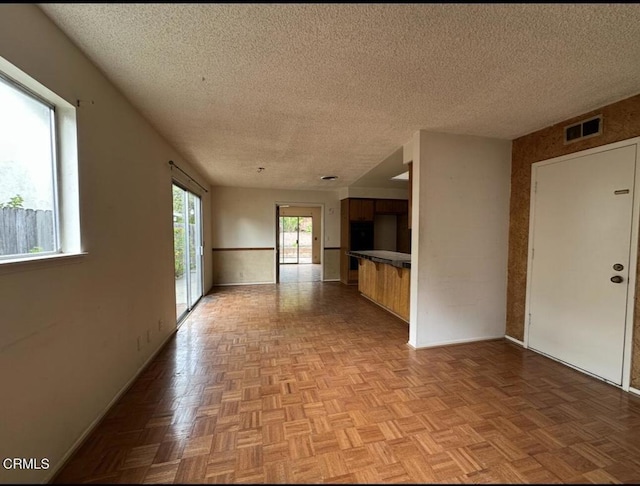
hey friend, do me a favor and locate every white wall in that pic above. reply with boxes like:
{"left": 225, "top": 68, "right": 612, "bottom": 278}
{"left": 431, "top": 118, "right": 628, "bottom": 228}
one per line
{"left": 210, "top": 186, "right": 341, "bottom": 283}
{"left": 409, "top": 130, "right": 511, "bottom": 348}
{"left": 0, "top": 5, "right": 212, "bottom": 483}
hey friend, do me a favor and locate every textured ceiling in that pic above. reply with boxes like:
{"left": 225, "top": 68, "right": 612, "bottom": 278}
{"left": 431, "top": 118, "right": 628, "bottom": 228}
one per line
{"left": 351, "top": 147, "right": 406, "bottom": 190}
{"left": 39, "top": 4, "right": 640, "bottom": 191}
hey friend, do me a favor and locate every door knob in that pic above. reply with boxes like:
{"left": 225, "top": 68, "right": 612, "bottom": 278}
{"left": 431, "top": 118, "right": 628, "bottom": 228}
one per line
{"left": 610, "top": 275, "right": 624, "bottom": 283}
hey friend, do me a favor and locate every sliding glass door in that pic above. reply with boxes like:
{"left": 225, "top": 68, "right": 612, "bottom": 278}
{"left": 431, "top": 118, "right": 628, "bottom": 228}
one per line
{"left": 173, "top": 183, "right": 203, "bottom": 322}
{"left": 279, "top": 216, "right": 312, "bottom": 264}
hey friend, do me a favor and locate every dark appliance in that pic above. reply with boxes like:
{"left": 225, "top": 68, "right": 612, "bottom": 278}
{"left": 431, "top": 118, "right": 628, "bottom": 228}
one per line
{"left": 349, "top": 221, "right": 374, "bottom": 270}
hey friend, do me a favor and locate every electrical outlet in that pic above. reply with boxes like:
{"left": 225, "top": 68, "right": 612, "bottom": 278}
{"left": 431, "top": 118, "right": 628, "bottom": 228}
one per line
{"left": 137, "top": 336, "right": 141, "bottom": 351}
{"left": 147, "top": 329, "right": 151, "bottom": 343}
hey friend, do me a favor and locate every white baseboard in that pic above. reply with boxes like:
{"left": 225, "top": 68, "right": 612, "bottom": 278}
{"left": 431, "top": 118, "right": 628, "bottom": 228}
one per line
{"left": 630, "top": 387, "right": 640, "bottom": 398}
{"left": 408, "top": 335, "right": 504, "bottom": 350}
{"left": 504, "top": 335, "right": 525, "bottom": 347}
{"left": 44, "top": 326, "right": 178, "bottom": 483}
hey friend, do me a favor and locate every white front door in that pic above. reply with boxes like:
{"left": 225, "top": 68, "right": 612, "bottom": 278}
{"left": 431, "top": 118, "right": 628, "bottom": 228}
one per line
{"left": 528, "top": 144, "right": 637, "bottom": 385}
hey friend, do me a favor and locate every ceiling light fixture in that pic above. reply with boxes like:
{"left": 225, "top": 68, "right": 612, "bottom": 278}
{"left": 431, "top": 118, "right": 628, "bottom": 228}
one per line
{"left": 321, "top": 175, "right": 338, "bottom": 181}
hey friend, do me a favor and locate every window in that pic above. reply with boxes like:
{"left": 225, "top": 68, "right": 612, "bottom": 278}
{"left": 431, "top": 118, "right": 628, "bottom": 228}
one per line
{"left": 0, "top": 74, "right": 58, "bottom": 258}
{"left": 0, "top": 56, "right": 80, "bottom": 266}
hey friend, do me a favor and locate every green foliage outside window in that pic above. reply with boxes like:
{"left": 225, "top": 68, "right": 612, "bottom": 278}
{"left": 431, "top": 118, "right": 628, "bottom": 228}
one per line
{"left": 174, "top": 226, "right": 185, "bottom": 278}
{"left": 0, "top": 194, "right": 25, "bottom": 209}
{"left": 280, "top": 216, "right": 312, "bottom": 234}
{"left": 173, "top": 186, "right": 199, "bottom": 278}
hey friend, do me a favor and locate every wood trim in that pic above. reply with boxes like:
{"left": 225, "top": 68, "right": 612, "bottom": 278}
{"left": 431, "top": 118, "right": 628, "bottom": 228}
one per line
{"left": 212, "top": 247, "right": 274, "bottom": 251}
{"left": 408, "top": 162, "right": 412, "bottom": 230}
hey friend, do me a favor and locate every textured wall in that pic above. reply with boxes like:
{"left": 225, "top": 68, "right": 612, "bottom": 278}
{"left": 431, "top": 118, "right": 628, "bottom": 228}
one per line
{"left": 505, "top": 93, "right": 640, "bottom": 387}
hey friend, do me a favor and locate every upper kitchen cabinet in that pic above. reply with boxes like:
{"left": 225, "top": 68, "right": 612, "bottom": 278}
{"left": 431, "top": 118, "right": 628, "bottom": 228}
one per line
{"left": 349, "top": 198, "right": 375, "bottom": 221}
{"left": 374, "top": 199, "right": 408, "bottom": 215}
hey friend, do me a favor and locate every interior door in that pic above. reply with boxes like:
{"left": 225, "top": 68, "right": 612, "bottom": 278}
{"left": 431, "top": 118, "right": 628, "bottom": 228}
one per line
{"left": 528, "top": 144, "right": 637, "bottom": 385}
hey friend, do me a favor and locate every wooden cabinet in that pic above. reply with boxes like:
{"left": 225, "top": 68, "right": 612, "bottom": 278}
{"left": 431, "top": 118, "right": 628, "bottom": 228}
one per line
{"left": 340, "top": 197, "right": 410, "bottom": 285}
{"left": 358, "top": 259, "right": 410, "bottom": 321}
{"left": 340, "top": 199, "right": 351, "bottom": 285}
{"left": 375, "top": 199, "right": 408, "bottom": 215}
{"left": 349, "top": 198, "right": 374, "bottom": 221}
{"left": 408, "top": 162, "right": 412, "bottom": 230}
{"left": 397, "top": 212, "right": 410, "bottom": 253}
{"left": 341, "top": 198, "right": 374, "bottom": 284}
{"left": 340, "top": 199, "right": 349, "bottom": 248}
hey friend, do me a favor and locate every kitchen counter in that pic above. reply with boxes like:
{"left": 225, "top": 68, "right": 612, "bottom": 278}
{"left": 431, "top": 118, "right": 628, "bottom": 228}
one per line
{"left": 345, "top": 250, "right": 411, "bottom": 269}
{"left": 346, "top": 250, "right": 410, "bottom": 322}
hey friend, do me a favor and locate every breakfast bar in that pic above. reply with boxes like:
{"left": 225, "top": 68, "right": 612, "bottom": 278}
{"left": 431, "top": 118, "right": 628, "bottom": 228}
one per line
{"left": 346, "top": 250, "right": 411, "bottom": 322}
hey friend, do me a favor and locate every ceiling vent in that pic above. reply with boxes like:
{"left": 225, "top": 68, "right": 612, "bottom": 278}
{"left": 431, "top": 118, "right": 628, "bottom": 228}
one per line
{"left": 564, "top": 114, "right": 602, "bottom": 144}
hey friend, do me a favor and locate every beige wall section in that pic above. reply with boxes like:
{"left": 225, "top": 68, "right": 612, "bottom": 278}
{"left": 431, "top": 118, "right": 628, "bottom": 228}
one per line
{"left": 0, "top": 5, "right": 212, "bottom": 484}
{"left": 323, "top": 248, "right": 340, "bottom": 281}
{"left": 210, "top": 186, "right": 340, "bottom": 284}
{"left": 212, "top": 250, "right": 274, "bottom": 284}
{"left": 279, "top": 205, "right": 321, "bottom": 264}
{"left": 506, "top": 93, "right": 640, "bottom": 387}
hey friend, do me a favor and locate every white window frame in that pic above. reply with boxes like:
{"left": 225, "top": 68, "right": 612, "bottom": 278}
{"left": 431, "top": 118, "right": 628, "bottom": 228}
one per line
{"left": 0, "top": 55, "right": 83, "bottom": 274}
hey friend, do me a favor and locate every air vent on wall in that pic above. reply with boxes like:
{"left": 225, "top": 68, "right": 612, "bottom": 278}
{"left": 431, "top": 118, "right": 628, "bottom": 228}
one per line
{"left": 564, "top": 115, "right": 602, "bottom": 144}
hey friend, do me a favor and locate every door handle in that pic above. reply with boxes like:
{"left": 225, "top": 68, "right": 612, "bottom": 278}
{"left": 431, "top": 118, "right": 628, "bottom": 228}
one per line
{"left": 610, "top": 275, "right": 624, "bottom": 284}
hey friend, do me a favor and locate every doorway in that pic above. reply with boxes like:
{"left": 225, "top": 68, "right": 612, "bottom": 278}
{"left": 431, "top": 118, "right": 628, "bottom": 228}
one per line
{"left": 276, "top": 205, "right": 322, "bottom": 283}
{"left": 280, "top": 216, "right": 313, "bottom": 264}
{"left": 173, "top": 183, "right": 203, "bottom": 322}
{"left": 526, "top": 142, "right": 639, "bottom": 386}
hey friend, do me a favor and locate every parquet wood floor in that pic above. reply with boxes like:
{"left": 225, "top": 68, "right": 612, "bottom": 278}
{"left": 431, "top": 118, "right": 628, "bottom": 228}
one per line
{"left": 53, "top": 282, "right": 640, "bottom": 484}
